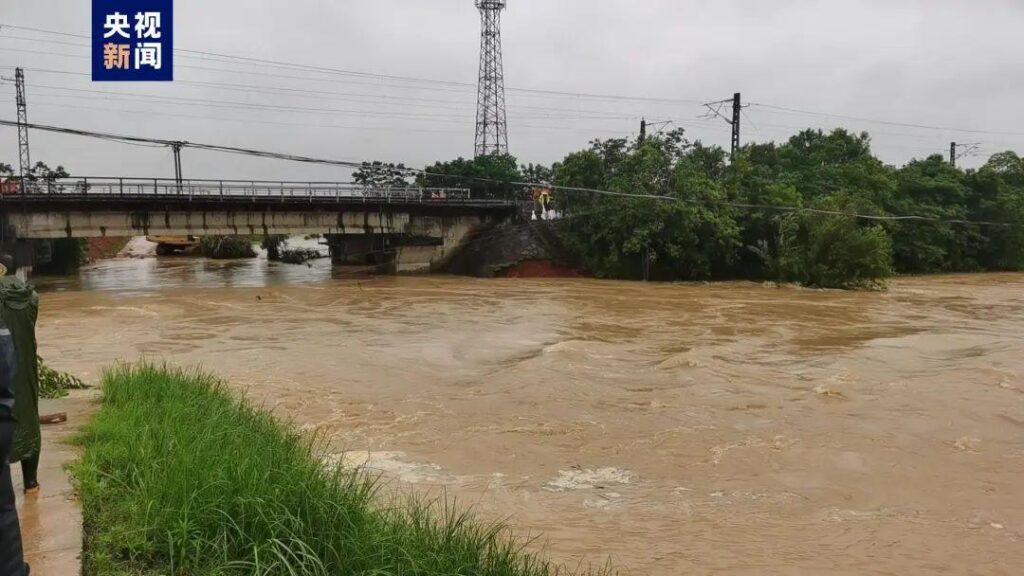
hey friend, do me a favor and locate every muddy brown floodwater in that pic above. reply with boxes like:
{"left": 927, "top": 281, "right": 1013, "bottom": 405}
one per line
{"left": 36, "top": 256, "right": 1024, "bottom": 575}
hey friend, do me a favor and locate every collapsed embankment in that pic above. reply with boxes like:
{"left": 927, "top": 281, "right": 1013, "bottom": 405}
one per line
{"left": 447, "top": 219, "right": 586, "bottom": 278}
{"left": 84, "top": 237, "right": 131, "bottom": 262}
{"left": 72, "top": 363, "right": 604, "bottom": 576}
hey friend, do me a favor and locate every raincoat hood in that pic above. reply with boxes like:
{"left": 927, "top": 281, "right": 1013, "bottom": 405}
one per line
{"left": 0, "top": 277, "right": 38, "bottom": 311}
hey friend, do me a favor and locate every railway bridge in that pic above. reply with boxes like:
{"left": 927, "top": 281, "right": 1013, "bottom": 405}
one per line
{"left": 0, "top": 177, "right": 517, "bottom": 273}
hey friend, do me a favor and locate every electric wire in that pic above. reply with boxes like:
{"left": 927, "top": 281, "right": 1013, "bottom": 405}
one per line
{"left": 750, "top": 103, "right": 1024, "bottom": 138}
{"left": 0, "top": 24, "right": 706, "bottom": 105}
{"left": 4, "top": 22, "right": 1024, "bottom": 141}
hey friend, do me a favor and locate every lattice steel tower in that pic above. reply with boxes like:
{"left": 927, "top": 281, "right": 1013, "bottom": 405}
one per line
{"left": 14, "top": 68, "right": 30, "bottom": 192}
{"left": 474, "top": 0, "right": 508, "bottom": 157}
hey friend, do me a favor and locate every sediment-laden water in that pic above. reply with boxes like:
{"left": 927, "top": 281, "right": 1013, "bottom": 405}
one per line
{"left": 37, "top": 254, "right": 1024, "bottom": 575}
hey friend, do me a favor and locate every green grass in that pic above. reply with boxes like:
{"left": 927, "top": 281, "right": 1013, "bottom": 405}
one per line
{"left": 73, "top": 363, "right": 599, "bottom": 576}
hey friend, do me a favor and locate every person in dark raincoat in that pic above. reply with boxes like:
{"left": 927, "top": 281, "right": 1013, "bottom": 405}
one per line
{"left": 0, "top": 258, "right": 40, "bottom": 495}
{"left": 0, "top": 254, "right": 30, "bottom": 575}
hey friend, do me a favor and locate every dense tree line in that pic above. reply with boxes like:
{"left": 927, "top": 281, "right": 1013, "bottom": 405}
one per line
{"left": 419, "top": 128, "right": 1024, "bottom": 289}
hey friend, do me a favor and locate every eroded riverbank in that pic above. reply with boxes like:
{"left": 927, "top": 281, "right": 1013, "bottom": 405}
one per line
{"left": 35, "top": 258, "right": 1024, "bottom": 574}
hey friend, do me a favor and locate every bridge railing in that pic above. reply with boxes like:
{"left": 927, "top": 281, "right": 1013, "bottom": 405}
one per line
{"left": 10, "top": 178, "right": 483, "bottom": 203}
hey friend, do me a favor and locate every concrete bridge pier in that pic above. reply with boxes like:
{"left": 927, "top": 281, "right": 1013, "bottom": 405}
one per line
{"left": 326, "top": 234, "right": 390, "bottom": 266}
{"left": 0, "top": 233, "right": 49, "bottom": 277}
{"left": 325, "top": 213, "right": 490, "bottom": 273}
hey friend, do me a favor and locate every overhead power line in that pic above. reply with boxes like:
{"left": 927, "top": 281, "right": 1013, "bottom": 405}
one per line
{"left": 0, "top": 118, "right": 1016, "bottom": 228}
{"left": 751, "top": 103, "right": 1024, "bottom": 138}
{"left": 0, "top": 60, "right": 673, "bottom": 121}
{"left": 8, "top": 64, "right": 681, "bottom": 122}
{"left": 0, "top": 23, "right": 705, "bottom": 105}
{"left": 0, "top": 82, "right": 995, "bottom": 155}
{"left": 21, "top": 98, "right": 661, "bottom": 138}
{"left": 3, "top": 22, "right": 1023, "bottom": 143}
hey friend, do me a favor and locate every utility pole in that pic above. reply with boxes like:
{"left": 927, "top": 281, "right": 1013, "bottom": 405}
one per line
{"left": 702, "top": 92, "right": 744, "bottom": 161}
{"left": 15, "top": 68, "right": 30, "bottom": 194}
{"left": 950, "top": 142, "right": 980, "bottom": 169}
{"left": 731, "top": 92, "right": 742, "bottom": 158}
{"left": 637, "top": 119, "right": 671, "bottom": 148}
{"left": 171, "top": 142, "right": 183, "bottom": 191}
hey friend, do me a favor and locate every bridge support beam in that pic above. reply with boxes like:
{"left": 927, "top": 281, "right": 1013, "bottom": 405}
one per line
{"left": 1, "top": 201, "right": 511, "bottom": 275}
{"left": 3, "top": 210, "right": 411, "bottom": 239}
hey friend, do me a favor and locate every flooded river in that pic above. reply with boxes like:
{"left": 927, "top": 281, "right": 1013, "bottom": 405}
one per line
{"left": 36, "top": 254, "right": 1024, "bottom": 575}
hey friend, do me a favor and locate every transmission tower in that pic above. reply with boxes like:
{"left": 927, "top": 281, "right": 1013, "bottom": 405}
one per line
{"left": 474, "top": 0, "right": 508, "bottom": 157}
{"left": 15, "top": 68, "right": 30, "bottom": 193}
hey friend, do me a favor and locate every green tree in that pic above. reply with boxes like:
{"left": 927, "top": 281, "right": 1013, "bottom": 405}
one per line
{"left": 777, "top": 196, "right": 893, "bottom": 289}
{"left": 728, "top": 130, "right": 897, "bottom": 284}
{"left": 966, "top": 152, "right": 1024, "bottom": 270}
{"left": 352, "top": 161, "right": 412, "bottom": 188}
{"left": 520, "top": 162, "right": 552, "bottom": 184}
{"left": 774, "top": 129, "right": 895, "bottom": 209}
{"left": 888, "top": 155, "right": 979, "bottom": 273}
{"left": 556, "top": 131, "right": 740, "bottom": 280}
{"left": 417, "top": 154, "right": 522, "bottom": 200}
{"left": 26, "top": 161, "right": 69, "bottom": 182}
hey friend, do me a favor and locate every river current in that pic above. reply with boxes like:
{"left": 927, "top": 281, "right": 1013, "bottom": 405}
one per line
{"left": 37, "top": 252, "right": 1024, "bottom": 575}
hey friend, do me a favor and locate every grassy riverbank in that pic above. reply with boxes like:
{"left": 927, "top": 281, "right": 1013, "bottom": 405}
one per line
{"left": 73, "top": 363, "right": 585, "bottom": 576}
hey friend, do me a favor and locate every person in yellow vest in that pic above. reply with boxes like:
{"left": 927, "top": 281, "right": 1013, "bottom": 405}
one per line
{"left": 534, "top": 187, "right": 552, "bottom": 219}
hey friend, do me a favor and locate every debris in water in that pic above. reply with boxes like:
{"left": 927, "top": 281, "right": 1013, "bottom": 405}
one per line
{"left": 952, "top": 436, "right": 981, "bottom": 453}
{"left": 813, "top": 384, "right": 845, "bottom": 398}
{"left": 329, "top": 451, "right": 456, "bottom": 484}
{"left": 543, "top": 467, "right": 634, "bottom": 492}
{"left": 583, "top": 492, "right": 623, "bottom": 510}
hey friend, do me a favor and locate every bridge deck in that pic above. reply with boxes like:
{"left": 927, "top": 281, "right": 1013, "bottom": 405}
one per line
{"left": 1, "top": 178, "right": 513, "bottom": 211}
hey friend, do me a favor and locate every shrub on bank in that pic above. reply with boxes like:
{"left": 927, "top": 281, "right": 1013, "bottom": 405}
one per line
{"left": 38, "top": 356, "right": 88, "bottom": 399}
{"left": 775, "top": 197, "right": 893, "bottom": 289}
{"left": 72, "top": 363, "right": 593, "bottom": 576}
{"left": 280, "top": 247, "right": 324, "bottom": 265}
{"left": 201, "top": 236, "right": 257, "bottom": 259}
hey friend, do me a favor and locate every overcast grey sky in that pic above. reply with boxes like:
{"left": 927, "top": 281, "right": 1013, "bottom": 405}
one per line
{"left": 1, "top": 0, "right": 1023, "bottom": 181}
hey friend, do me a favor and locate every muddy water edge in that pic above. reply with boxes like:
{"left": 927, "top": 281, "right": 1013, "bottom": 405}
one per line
{"left": 36, "top": 256, "right": 1024, "bottom": 575}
